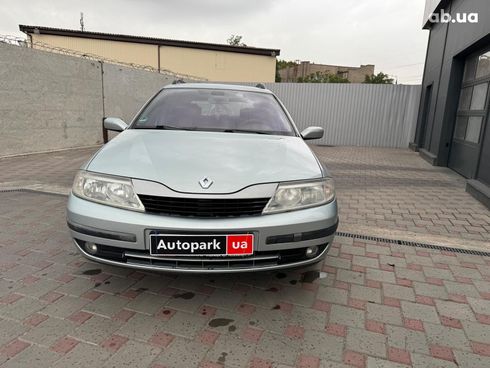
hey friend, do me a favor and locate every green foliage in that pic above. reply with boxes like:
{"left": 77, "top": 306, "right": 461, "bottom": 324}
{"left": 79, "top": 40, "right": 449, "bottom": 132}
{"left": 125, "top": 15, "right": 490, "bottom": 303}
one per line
{"left": 297, "top": 71, "right": 350, "bottom": 83}
{"left": 275, "top": 69, "right": 282, "bottom": 82}
{"left": 276, "top": 59, "right": 296, "bottom": 70}
{"left": 275, "top": 59, "right": 295, "bottom": 82}
{"left": 227, "top": 35, "right": 246, "bottom": 46}
{"left": 276, "top": 59, "right": 296, "bottom": 82}
{"left": 364, "top": 72, "right": 394, "bottom": 84}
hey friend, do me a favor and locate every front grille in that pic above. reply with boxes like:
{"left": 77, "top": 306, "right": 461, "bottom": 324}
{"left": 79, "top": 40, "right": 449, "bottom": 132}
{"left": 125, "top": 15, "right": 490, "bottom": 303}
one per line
{"left": 138, "top": 195, "right": 270, "bottom": 218}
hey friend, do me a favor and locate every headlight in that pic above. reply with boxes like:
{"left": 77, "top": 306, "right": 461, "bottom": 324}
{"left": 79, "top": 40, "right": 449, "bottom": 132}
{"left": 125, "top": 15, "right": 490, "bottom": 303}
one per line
{"left": 263, "top": 178, "right": 335, "bottom": 214}
{"left": 72, "top": 171, "right": 144, "bottom": 211}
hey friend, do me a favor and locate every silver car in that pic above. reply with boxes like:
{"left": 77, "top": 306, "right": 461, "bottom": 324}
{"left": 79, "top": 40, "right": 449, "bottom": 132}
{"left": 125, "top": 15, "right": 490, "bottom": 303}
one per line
{"left": 67, "top": 83, "right": 338, "bottom": 273}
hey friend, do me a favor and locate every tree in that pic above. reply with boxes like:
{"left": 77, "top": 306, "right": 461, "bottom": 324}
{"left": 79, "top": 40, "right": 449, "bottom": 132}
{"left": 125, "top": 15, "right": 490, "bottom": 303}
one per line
{"left": 275, "top": 59, "right": 296, "bottom": 82}
{"left": 297, "top": 71, "right": 350, "bottom": 83}
{"left": 276, "top": 59, "right": 296, "bottom": 70}
{"left": 275, "top": 68, "right": 282, "bottom": 82}
{"left": 364, "top": 72, "right": 394, "bottom": 84}
{"left": 227, "top": 35, "right": 246, "bottom": 46}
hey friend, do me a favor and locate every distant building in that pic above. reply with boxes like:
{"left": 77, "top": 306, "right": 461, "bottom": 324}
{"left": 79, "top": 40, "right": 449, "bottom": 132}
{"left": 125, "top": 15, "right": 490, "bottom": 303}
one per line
{"left": 279, "top": 61, "right": 375, "bottom": 83}
{"left": 19, "top": 25, "right": 280, "bottom": 82}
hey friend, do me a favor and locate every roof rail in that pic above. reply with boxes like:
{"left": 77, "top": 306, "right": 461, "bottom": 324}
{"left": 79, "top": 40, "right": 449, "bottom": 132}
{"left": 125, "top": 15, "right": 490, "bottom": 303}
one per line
{"left": 255, "top": 83, "right": 266, "bottom": 89}
{"left": 172, "top": 79, "right": 185, "bottom": 84}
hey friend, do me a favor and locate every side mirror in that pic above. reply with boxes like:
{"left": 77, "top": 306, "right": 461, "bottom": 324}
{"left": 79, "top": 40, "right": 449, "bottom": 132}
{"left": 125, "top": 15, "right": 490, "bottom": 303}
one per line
{"left": 103, "top": 117, "right": 128, "bottom": 132}
{"left": 301, "top": 126, "right": 324, "bottom": 140}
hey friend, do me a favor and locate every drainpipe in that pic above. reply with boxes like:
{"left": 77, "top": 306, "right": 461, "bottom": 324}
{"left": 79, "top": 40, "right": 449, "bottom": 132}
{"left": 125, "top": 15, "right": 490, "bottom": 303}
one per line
{"left": 99, "top": 61, "right": 107, "bottom": 143}
{"left": 157, "top": 45, "right": 161, "bottom": 73}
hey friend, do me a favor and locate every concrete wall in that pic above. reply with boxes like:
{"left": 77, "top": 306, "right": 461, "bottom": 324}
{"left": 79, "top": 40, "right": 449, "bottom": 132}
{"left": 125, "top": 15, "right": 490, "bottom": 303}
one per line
{"left": 102, "top": 63, "right": 176, "bottom": 123}
{"left": 0, "top": 42, "right": 103, "bottom": 156}
{"left": 0, "top": 43, "right": 175, "bottom": 156}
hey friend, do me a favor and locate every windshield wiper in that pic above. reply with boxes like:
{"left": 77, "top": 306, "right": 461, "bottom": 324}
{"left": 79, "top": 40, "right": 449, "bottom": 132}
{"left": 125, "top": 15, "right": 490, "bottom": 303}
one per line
{"left": 154, "top": 124, "right": 197, "bottom": 131}
{"left": 139, "top": 124, "right": 272, "bottom": 134}
{"left": 222, "top": 129, "right": 271, "bottom": 135}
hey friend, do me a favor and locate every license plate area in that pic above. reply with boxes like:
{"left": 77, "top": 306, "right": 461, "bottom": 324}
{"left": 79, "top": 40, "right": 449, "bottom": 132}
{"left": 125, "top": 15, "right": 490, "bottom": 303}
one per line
{"left": 149, "top": 234, "right": 254, "bottom": 257}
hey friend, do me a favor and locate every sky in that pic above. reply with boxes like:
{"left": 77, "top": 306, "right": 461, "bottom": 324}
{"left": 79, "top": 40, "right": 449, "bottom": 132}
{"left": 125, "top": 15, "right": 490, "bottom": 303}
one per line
{"left": 0, "top": 0, "right": 429, "bottom": 84}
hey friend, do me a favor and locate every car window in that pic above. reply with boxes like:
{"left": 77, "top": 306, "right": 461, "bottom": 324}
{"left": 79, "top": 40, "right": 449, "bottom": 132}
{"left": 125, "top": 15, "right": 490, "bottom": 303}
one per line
{"left": 132, "top": 88, "right": 295, "bottom": 136}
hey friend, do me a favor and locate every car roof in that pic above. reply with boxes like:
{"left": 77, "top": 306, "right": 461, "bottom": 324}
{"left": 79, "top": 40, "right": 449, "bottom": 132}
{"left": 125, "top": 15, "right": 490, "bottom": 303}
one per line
{"left": 162, "top": 83, "right": 273, "bottom": 94}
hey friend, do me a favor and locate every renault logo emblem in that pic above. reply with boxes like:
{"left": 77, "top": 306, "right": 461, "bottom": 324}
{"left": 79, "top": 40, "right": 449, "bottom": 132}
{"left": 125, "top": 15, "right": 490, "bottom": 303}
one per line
{"left": 199, "top": 176, "right": 213, "bottom": 189}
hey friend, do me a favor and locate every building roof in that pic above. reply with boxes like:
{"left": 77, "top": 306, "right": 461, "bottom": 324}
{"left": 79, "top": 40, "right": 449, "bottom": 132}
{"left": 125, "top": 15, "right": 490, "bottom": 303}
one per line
{"left": 422, "top": 0, "right": 447, "bottom": 29}
{"left": 19, "top": 25, "right": 280, "bottom": 57}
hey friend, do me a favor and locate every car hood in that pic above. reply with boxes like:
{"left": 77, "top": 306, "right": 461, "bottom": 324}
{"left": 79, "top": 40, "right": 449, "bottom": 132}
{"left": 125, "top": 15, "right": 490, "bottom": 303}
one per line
{"left": 87, "top": 130, "right": 323, "bottom": 194}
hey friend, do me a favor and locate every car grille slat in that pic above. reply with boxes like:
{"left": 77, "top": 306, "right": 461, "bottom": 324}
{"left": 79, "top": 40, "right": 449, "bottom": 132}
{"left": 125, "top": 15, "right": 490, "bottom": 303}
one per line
{"left": 124, "top": 248, "right": 281, "bottom": 269}
{"left": 74, "top": 240, "right": 331, "bottom": 272}
{"left": 138, "top": 195, "right": 270, "bottom": 218}
{"left": 124, "top": 251, "right": 279, "bottom": 263}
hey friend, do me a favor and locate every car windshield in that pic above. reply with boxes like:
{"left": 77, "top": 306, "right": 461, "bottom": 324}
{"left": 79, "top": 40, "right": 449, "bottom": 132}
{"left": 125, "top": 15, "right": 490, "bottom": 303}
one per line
{"left": 132, "top": 88, "right": 295, "bottom": 136}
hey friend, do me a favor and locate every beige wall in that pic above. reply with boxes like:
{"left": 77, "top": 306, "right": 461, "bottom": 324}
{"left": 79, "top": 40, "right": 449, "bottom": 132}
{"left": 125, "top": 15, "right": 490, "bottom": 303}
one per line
{"left": 30, "top": 34, "right": 158, "bottom": 68}
{"left": 29, "top": 34, "right": 276, "bottom": 82}
{"left": 158, "top": 45, "right": 275, "bottom": 82}
{"left": 346, "top": 64, "right": 376, "bottom": 83}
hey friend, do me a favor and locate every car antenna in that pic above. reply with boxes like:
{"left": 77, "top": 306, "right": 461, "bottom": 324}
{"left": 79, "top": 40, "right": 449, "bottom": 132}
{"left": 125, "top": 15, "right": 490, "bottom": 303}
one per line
{"left": 255, "top": 83, "right": 266, "bottom": 89}
{"left": 172, "top": 79, "right": 185, "bottom": 84}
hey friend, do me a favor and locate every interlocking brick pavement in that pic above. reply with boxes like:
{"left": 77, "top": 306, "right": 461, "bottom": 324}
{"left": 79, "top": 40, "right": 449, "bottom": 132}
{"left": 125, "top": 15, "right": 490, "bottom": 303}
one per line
{"left": 0, "top": 147, "right": 98, "bottom": 193}
{"left": 312, "top": 146, "right": 490, "bottom": 244}
{"left": 1, "top": 191, "right": 490, "bottom": 367}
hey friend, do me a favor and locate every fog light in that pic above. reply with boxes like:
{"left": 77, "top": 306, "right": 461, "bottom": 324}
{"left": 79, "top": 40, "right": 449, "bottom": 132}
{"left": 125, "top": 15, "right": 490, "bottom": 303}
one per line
{"left": 85, "top": 242, "right": 98, "bottom": 255}
{"left": 305, "top": 246, "right": 318, "bottom": 258}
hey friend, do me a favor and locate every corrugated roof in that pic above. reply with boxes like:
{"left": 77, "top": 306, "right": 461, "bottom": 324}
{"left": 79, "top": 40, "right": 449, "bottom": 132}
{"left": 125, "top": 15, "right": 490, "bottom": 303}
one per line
{"left": 19, "top": 25, "right": 280, "bottom": 56}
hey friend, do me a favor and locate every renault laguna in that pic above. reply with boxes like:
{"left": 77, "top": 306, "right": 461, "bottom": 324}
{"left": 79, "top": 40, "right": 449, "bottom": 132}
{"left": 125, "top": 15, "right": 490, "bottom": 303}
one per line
{"left": 67, "top": 83, "right": 338, "bottom": 273}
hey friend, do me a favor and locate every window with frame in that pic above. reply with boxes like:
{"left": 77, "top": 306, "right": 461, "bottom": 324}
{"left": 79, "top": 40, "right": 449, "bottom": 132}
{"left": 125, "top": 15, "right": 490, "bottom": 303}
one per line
{"left": 455, "top": 51, "right": 490, "bottom": 144}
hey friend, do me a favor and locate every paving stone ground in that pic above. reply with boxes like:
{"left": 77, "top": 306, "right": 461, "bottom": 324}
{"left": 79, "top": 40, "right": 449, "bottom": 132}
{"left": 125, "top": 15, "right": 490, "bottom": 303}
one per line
{"left": 0, "top": 145, "right": 489, "bottom": 367}
{"left": 311, "top": 146, "right": 490, "bottom": 245}
{"left": 0, "top": 147, "right": 97, "bottom": 189}
{"left": 0, "top": 192, "right": 490, "bottom": 368}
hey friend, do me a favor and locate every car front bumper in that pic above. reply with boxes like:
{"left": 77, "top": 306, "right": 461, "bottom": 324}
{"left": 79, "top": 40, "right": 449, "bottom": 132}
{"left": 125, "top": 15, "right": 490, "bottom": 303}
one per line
{"left": 66, "top": 193, "right": 338, "bottom": 273}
